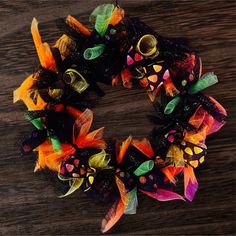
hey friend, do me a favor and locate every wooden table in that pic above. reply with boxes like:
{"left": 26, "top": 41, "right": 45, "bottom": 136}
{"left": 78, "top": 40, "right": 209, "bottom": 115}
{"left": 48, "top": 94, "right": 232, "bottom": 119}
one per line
{"left": 0, "top": 0, "right": 235, "bottom": 235}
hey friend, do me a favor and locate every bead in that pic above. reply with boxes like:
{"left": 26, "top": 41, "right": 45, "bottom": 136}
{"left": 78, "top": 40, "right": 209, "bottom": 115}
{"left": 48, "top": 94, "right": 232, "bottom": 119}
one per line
{"left": 139, "top": 176, "right": 147, "bottom": 184}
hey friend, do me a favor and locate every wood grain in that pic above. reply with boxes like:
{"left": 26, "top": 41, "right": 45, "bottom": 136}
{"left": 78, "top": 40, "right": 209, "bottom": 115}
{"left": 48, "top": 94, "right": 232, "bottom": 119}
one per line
{"left": 0, "top": 0, "right": 235, "bottom": 235}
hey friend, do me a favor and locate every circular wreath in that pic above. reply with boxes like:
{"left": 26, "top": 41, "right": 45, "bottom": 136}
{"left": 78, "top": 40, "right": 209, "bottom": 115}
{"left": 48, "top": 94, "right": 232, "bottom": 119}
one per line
{"left": 14, "top": 3, "right": 227, "bottom": 233}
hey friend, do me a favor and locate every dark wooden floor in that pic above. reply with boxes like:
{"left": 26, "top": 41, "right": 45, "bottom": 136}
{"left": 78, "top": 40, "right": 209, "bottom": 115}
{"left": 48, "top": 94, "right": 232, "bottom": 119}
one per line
{"left": 0, "top": 0, "right": 235, "bottom": 235}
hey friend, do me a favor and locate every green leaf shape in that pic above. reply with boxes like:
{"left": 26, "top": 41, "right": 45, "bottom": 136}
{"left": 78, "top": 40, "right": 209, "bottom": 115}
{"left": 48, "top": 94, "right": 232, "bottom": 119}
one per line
{"left": 83, "top": 44, "right": 105, "bottom": 60}
{"left": 189, "top": 72, "right": 218, "bottom": 95}
{"left": 89, "top": 4, "right": 114, "bottom": 37}
{"left": 124, "top": 187, "right": 138, "bottom": 215}
{"left": 49, "top": 135, "right": 62, "bottom": 153}
{"left": 31, "top": 118, "right": 43, "bottom": 130}
{"left": 164, "top": 95, "right": 181, "bottom": 115}
{"left": 133, "top": 160, "right": 154, "bottom": 176}
{"left": 88, "top": 149, "right": 111, "bottom": 169}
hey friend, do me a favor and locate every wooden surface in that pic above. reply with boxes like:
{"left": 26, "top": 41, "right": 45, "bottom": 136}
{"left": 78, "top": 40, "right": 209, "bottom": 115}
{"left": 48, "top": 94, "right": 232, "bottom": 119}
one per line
{"left": 0, "top": 0, "right": 235, "bottom": 235}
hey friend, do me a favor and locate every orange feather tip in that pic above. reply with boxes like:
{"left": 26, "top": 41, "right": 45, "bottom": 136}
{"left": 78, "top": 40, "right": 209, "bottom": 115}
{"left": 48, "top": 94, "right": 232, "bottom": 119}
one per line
{"left": 132, "top": 138, "right": 154, "bottom": 158}
{"left": 117, "top": 136, "right": 132, "bottom": 164}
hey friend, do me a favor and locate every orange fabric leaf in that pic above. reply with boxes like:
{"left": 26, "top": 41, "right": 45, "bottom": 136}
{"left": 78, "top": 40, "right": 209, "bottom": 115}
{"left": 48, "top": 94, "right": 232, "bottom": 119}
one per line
{"left": 101, "top": 199, "right": 124, "bottom": 233}
{"left": 121, "top": 68, "right": 132, "bottom": 88}
{"left": 66, "top": 106, "right": 83, "bottom": 119}
{"left": 162, "top": 166, "right": 184, "bottom": 184}
{"left": 132, "top": 138, "right": 154, "bottom": 158}
{"left": 36, "top": 141, "right": 75, "bottom": 172}
{"left": 139, "top": 77, "right": 149, "bottom": 87}
{"left": 188, "top": 105, "right": 206, "bottom": 129}
{"left": 66, "top": 15, "right": 91, "bottom": 37}
{"left": 76, "top": 127, "right": 106, "bottom": 149}
{"left": 109, "top": 7, "right": 124, "bottom": 26}
{"left": 112, "top": 74, "right": 120, "bottom": 86}
{"left": 117, "top": 136, "right": 132, "bottom": 164}
{"left": 115, "top": 176, "right": 129, "bottom": 205}
{"left": 13, "top": 74, "right": 47, "bottom": 110}
{"left": 31, "top": 18, "right": 57, "bottom": 71}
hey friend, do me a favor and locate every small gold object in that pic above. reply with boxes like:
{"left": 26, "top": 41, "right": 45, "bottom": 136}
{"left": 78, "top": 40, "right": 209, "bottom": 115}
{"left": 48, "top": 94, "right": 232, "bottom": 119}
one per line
{"left": 63, "top": 68, "right": 89, "bottom": 94}
{"left": 48, "top": 88, "right": 64, "bottom": 99}
{"left": 136, "top": 34, "right": 159, "bottom": 58}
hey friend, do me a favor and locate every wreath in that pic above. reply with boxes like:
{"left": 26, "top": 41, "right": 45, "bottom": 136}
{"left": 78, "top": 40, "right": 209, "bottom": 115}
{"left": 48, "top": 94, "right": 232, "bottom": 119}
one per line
{"left": 14, "top": 3, "right": 227, "bottom": 233}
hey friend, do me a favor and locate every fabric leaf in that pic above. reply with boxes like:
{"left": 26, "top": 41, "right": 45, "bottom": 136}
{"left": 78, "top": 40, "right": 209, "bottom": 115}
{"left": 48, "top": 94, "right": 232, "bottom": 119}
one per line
{"left": 31, "top": 18, "right": 57, "bottom": 71}
{"left": 88, "top": 149, "right": 111, "bottom": 169}
{"left": 117, "top": 136, "right": 132, "bottom": 164}
{"left": 31, "top": 118, "right": 43, "bottom": 130}
{"left": 89, "top": 4, "right": 114, "bottom": 37}
{"left": 49, "top": 135, "right": 62, "bottom": 153}
{"left": 162, "top": 166, "right": 184, "bottom": 184}
{"left": 184, "top": 165, "right": 198, "bottom": 201}
{"left": 132, "top": 138, "right": 154, "bottom": 158}
{"left": 83, "top": 44, "right": 105, "bottom": 60}
{"left": 115, "top": 176, "right": 128, "bottom": 205}
{"left": 164, "top": 95, "right": 181, "bottom": 114}
{"left": 124, "top": 187, "right": 138, "bottom": 215}
{"left": 140, "top": 188, "right": 185, "bottom": 201}
{"left": 189, "top": 72, "right": 218, "bottom": 94}
{"left": 101, "top": 199, "right": 124, "bottom": 233}
{"left": 133, "top": 160, "right": 154, "bottom": 176}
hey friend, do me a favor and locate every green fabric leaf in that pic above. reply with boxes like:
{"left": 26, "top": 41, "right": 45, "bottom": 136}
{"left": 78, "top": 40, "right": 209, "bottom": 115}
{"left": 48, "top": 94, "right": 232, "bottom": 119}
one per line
{"left": 124, "top": 187, "right": 138, "bottom": 215}
{"left": 164, "top": 95, "right": 181, "bottom": 115}
{"left": 31, "top": 118, "right": 43, "bottom": 130}
{"left": 189, "top": 72, "right": 218, "bottom": 94}
{"left": 133, "top": 160, "right": 154, "bottom": 176}
{"left": 49, "top": 135, "right": 62, "bottom": 153}
{"left": 89, "top": 4, "right": 114, "bottom": 36}
{"left": 83, "top": 44, "right": 105, "bottom": 60}
{"left": 88, "top": 149, "right": 111, "bottom": 169}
